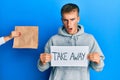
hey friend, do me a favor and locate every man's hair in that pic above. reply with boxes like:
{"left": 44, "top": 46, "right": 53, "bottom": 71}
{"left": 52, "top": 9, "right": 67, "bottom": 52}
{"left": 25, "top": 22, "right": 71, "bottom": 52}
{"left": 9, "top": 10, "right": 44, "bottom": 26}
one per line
{"left": 61, "top": 3, "right": 79, "bottom": 16}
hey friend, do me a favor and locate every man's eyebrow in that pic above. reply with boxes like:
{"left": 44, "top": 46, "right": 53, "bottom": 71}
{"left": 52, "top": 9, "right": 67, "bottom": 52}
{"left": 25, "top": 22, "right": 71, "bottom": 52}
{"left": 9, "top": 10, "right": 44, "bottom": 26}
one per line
{"left": 63, "top": 18, "right": 75, "bottom": 20}
{"left": 62, "top": 18, "right": 68, "bottom": 21}
{"left": 70, "top": 18, "right": 75, "bottom": 20}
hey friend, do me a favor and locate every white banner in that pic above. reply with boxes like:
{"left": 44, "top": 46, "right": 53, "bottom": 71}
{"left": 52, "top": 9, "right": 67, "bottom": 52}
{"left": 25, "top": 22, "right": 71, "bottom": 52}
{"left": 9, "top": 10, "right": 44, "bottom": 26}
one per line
{"left": 51, "top": 46, "right": 89, "bottom": 66}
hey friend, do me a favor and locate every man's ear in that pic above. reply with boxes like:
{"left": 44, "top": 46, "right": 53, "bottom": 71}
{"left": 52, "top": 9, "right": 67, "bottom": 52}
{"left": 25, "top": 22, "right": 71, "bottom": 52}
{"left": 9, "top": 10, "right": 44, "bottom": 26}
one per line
{"left": 61, "top": 17, "right": 63, "bottom": 22}
{"left": 78, "top": 16, "right": 80, "bottom": 23}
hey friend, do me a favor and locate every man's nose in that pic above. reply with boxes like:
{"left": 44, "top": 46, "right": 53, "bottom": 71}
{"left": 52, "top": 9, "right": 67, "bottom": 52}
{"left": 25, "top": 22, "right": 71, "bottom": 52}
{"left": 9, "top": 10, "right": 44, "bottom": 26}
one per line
{"left": 67, "top": 20, "right": 71, "bottom": 27}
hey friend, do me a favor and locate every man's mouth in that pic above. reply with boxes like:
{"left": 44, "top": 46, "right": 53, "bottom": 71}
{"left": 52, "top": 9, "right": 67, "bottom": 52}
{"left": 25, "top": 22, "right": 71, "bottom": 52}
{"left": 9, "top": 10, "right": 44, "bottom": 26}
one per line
{"left": 68, "top": 28, "right": 73, "bottom": 31}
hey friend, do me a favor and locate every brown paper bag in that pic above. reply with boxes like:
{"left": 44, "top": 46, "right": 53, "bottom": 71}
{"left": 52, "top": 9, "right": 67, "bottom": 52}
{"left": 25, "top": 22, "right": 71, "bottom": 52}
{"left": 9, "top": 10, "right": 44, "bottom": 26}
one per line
{"left": 13, "top": 26, "right": 38, "bottom": 49}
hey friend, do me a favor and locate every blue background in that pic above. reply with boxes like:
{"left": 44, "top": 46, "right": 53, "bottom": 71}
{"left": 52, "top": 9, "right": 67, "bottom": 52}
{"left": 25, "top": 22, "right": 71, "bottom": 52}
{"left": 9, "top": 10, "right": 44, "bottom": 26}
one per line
{"left": 0, "top": 0, "right": 120, "bottom": 80}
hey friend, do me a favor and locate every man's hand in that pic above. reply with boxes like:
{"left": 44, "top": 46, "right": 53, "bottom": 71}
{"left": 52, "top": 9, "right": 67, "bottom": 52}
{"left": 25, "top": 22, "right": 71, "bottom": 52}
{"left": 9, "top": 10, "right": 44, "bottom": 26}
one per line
{"left": 4, "top": 31, "right": 21, "bottom": 42}
{"left": 87, "top": 52, "right": 100, "bottom": 64}
{"left": 10, "top": 31, "right": 21, "bottom": 38}
{"left": 40, "top": 53, "right": 52, "bottom": 65}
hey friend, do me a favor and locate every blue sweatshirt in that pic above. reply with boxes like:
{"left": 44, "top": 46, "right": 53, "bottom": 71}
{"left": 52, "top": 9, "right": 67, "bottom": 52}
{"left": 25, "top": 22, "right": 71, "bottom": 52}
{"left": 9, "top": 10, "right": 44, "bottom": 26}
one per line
{"left": 38, "top": 25, "right": 105, "bottom": 80}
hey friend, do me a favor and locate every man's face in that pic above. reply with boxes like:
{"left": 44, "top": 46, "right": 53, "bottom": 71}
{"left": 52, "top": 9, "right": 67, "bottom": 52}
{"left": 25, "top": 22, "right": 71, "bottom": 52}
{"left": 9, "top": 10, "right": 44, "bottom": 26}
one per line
{"left": 62, "top": 10, "right": 80, "bottom": 35}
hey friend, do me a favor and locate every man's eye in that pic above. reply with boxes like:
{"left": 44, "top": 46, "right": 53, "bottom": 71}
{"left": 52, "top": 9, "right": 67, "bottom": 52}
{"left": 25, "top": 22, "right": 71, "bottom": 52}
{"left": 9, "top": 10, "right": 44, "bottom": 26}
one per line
{"left": 71, "top": 18, "right": 75, "bottom": 21}
{"left": 63, "top": 19, "right": 68, "bottom": 22}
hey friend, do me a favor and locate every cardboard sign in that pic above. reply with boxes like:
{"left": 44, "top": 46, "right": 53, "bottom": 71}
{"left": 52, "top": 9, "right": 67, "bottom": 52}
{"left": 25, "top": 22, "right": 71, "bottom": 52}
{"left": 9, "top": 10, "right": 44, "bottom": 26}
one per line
{"left": 51, "top": 46, "right": 89, "bottom": 66}
{"left": 13, "top": 26, "right": 38, "bottom": 49}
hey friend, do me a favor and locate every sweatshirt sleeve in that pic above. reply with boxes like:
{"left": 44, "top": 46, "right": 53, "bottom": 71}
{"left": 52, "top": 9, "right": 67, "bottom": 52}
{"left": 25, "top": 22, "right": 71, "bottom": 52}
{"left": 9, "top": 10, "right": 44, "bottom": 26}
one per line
{"left": 37, "top": 59, "right": 50, "bottom": 72}
{"left": 0, "top": 37, "right": 5, "bottom": 46}
{"left": 37, "top": 37, "right": 53, "bottom": 72}
{"left": 89, "top": 35, "right": 105, "bottom": 72}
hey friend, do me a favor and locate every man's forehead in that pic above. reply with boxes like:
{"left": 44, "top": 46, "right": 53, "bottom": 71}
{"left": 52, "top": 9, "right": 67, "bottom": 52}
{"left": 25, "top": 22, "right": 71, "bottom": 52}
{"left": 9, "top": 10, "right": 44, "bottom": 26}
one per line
{"left": 62, "top": 9, "right": 78, "bottom": 14}
{"left": 62, "top": 11, "right": 78, "bottom": 19}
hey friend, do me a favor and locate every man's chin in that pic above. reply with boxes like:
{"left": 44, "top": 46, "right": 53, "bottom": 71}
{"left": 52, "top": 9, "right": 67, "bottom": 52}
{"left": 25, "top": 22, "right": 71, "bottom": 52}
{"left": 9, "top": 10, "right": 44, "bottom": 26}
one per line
{"left": 68, "top": 32, "right": 73, "bottom": 35}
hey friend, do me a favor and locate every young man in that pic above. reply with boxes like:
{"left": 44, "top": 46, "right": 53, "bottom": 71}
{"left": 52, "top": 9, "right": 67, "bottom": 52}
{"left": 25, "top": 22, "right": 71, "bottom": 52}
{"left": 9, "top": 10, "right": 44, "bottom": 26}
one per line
{"left": 38, "top": 3, "right": 105, "bottom": 80}
{"left": 0, "top": 31, "right": 21, "bottom": 46}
